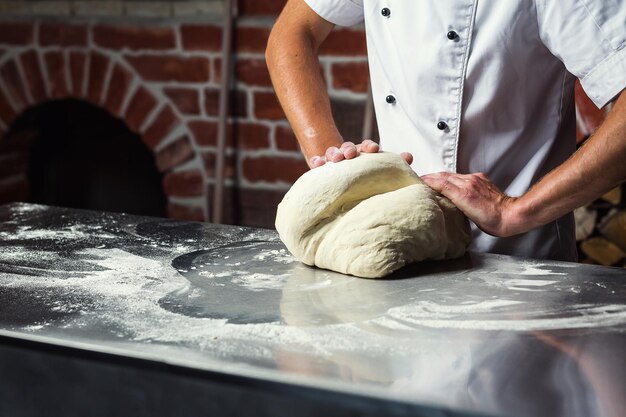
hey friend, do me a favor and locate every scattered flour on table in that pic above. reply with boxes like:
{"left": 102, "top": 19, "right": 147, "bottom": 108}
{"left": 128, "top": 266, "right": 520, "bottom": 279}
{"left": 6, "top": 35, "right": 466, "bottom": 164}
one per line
{"left": 0, "top": 224, "right": 117, "bottom": 240}
{"left": 197, "top": 270, "right": 288, "bottom": 291}
{"left": 8, "top": 203, "right": 47, "bottom": 214}
{"left": 502, "top": 278, "right": 558, "bottom": 292}
{"left": 390, "top": 299, "right": 525, "bottom": 319}
{"left": 253, "top": 248, "right": 293, "bottom": 264}
{"left": 491, "top": 263, "right": 566, "bottom": 276}
{"left": 231, "top": 273, "right": 288, "bottom": 291}
{"left": 0, "top": 246, "right": 58, "bottom": 263}
{"left": 380, "top": 301, "right": 626, "bottom": 331}
{"left": 5, "top": 248, "right": 380, "bottom": 358}
{"left": 504, "top": 279, "right": 557, "bottom": 287}
{"left": 4, "top": 238, "right": 625, "bottom": 360}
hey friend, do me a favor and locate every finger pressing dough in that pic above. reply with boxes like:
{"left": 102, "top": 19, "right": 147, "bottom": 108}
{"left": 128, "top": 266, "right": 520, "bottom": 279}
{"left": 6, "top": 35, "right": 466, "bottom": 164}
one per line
{"left": 275, "top": 152, "right": 471, "bottom": 278}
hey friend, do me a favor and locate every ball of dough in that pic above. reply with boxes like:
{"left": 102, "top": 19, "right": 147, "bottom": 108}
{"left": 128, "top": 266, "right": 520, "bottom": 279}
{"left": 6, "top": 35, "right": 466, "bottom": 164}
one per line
{"left": 275, "top": 152, "right": 471, "bottom": 278}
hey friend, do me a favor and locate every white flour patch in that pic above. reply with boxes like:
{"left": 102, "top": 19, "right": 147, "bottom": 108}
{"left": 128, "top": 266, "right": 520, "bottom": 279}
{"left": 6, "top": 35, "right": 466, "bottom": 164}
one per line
{"left": 0, "top": 224, "right": 117, "bottom": 241}
{"left": 504, "top": 279, "right": 557, "bottom": 287}
{"left": 0, "top": 246, "right": 58, "bottom": 263}
{"left": 23, "top": 324, "right": 46, "bottom": 331}
{"left": 173, "top": 244, "right": 194, "bottom": 253}
{"left": 231, "top": 273, "right": 288, "bottom": 291}
{"left": 6, "top": 248, "right": 379, "bottom": 359}
{"left": 387, "top": 299, "right": 524, "bottom": 319}
{"left": 198, "top": 271, "right": 232, "bottom": 278}
{"left": 9, "top": 203, "right": 47, "bottom": 214}
{"left": 503, "top": 279, "right": 558, "bottom": 292}
{"left": 481, "top": 256, "right": 568, "bottom": 277}
{"left": 6, "top": 248, "right": 181, "bottom": 297}
{"left": 518, "top": 264, "right": 566, "bottom": 276}
{"left": 253, "top": 248, "right": 294, "bottom": 264}
{"left": 382, "top": 302, "right": 626, "bottom": 331}
{"left": 492, "top": 264, "right": 566, "bottom": 276}
{"left": 198, "top": 269, "right": 288, "bottom": 291}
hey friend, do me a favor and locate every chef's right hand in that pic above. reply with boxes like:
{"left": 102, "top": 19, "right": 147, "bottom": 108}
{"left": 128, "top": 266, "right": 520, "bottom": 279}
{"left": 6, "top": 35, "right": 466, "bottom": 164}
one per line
{"left": 309, "top": 140, "right": 413, "bottom": 168}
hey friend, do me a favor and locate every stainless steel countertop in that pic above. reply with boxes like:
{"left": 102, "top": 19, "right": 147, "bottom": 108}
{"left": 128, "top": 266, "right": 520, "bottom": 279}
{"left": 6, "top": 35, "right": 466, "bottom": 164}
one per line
{"left": 1, "top": 203, "right": 625, "bottom": 417}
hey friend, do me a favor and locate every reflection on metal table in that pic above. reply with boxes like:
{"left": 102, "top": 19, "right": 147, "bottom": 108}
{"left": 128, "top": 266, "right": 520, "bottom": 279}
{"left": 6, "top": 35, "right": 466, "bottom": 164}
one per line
{"left": 0, "top": 203, "right": 625, "bottom": 417}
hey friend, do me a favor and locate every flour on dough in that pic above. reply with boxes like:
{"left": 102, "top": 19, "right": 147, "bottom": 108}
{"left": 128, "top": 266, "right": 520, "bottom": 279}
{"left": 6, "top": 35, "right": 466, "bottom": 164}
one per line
{"left": 275, "top": 152, "right": 471, "bottom": 278}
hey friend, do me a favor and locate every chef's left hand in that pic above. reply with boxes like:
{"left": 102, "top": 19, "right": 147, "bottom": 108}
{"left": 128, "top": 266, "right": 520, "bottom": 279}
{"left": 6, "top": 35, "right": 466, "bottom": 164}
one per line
{"left": 421, "top": 172, "right": 522, "bottom": 237}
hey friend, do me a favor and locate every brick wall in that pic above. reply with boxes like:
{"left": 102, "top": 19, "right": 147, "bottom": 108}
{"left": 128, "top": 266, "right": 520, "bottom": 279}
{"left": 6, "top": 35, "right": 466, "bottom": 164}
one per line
{"left": 0, "top": 0, "right": 370, "bottom": 227}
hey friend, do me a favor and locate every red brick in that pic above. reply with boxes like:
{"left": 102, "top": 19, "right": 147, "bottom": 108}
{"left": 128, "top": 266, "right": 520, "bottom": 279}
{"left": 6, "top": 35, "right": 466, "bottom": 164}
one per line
{"left": 188, "top": 120, "right": 269, "bottom": 149}
{"left": 69, "top": 51, "right": 87, "bottom": 96}
{"left": 0, "top": 90, "right": 17, "bottom": 127}
{"left": 0, "top": 60, "right": 28, "bottom": 109}
{"left": 20, "top": 50, "right": 48, "bottom": 103}
{"left": 575, "top": 80, "right": 606, "bottom": 136}
{"left": 125, "top": 54, "right": 209, "bottom": 82}
{"left": 124, "top": 86, "right": 158, "bottom": 132}
{"left": 235, "top": 27, "right": 271, "bottom": 54}
{"left": 242, "top": 156, "right": 308, "bottom": 183}
{"left": 163, "top": 170, "right": 204, "bottom": 197}
{"left": 233, "top": 122, "right": 270, "bottom": 150}
{"left": 103, "top": 63, "right": 133, "bottom": 117}
{"left": 155, "top": 134, "right": 194, "bottom": 172}
{"left": 39, "top": 22, "right": 87, "bottom": 47}
{"left": 164, "top": 87, "right": 200, "bottom": 115}
{"left": 204, "top": 89, "right": 219, "bottom": 116}
{"left": 203, "top": 151, "right": 236, "bottom": 178}
{"left": 253, "top": 91, "right": 285, "bottom": 120}
{"left": 141, "top": 105, "right": 180, "bottom": 150}
{"left": 319, "top": 29, "right": 367, "bottom": 56}
{"left": 0, "top": 22, "right": 33, "bottom": 45}
{"left": 275, "top": 125, "right": 300, "bottom": 151}
{"left": 212, "top": 57, "right": 222, "bottom": 84}
{"left": 43, "top": 51, "right": 69, "bottom": 99}
{"left": 331, "top": 61, "right": 369, "bottom": 93}
{"left": 180, "top": 25, "right": 222, "bottom": 51}
{"left": 204, "top": 87, "right": 247, "bottom": 117}
{"left": 235, "top": 58, "right": 271, "bottom": 86}
{"left": 167, "top": 202, "right": 205, "bottom": 222}
{"left": 86, "top": 51, "right": 110, "bottom": 105}
{"left": 238, "top": 0, "right": 285, "bottom": 15}
{"left": 93, "top": 25, "right": 175, "bottom": 50}
{"left": 188, "top": 120, "right": 218, "bottom": 147}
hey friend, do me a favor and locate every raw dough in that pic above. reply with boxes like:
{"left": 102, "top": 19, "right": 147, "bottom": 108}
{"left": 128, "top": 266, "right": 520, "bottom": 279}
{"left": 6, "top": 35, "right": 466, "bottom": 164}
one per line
{"left": 275, "top": 152, "right": 471, "bottom": 278}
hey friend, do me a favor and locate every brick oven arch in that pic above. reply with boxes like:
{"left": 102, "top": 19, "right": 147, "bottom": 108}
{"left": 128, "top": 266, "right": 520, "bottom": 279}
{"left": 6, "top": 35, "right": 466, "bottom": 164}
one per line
{"left": 0, "top": 47, "right": 207, "bottom": 221}
{"left": 1, "top": 48, "right": 180, "bottom": 147}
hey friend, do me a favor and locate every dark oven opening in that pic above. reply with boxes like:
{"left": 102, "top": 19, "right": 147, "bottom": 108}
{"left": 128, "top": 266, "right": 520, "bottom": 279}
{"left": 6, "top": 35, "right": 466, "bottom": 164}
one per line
{"left": 1, "top": 99, "right": 167, "bottom": 217}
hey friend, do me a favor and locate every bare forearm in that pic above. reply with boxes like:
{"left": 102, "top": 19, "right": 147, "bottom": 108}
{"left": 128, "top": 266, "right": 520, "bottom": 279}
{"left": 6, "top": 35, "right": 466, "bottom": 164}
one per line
{"left": 512, "top": 91, "right": 626, "bottom": 232}
{"left": 422, "top": 90, "right": 626, "bottom": 238}
{"left": 266, "top": 1, "right": 341, "bottom": 164}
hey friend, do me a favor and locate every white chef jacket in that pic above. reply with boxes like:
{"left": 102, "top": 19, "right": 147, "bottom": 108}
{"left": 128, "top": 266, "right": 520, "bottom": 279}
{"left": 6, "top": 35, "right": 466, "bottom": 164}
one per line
{"left": 304, "top": 0, "right": 626, "bottom": 261}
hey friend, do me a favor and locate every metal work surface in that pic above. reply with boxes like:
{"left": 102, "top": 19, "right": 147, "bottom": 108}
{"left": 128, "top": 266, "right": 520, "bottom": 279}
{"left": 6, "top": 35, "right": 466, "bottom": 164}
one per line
{"left": 1, "top": 203, "right": 625, "bottom": 417}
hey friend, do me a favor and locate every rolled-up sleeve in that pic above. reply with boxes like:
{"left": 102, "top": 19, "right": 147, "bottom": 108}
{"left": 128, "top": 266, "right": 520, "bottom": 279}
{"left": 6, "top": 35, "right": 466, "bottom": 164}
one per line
{"left": 537, "top": 0, "right": 626, "bottom": 107}
{"left": 304, "top": 0, "right": 364, "bottom": 27}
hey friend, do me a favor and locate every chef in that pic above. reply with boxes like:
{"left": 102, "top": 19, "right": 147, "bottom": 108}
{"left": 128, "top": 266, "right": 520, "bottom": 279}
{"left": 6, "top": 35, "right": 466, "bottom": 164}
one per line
{"left": 265, "top": 0, "right": 626, "bottom": 261}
